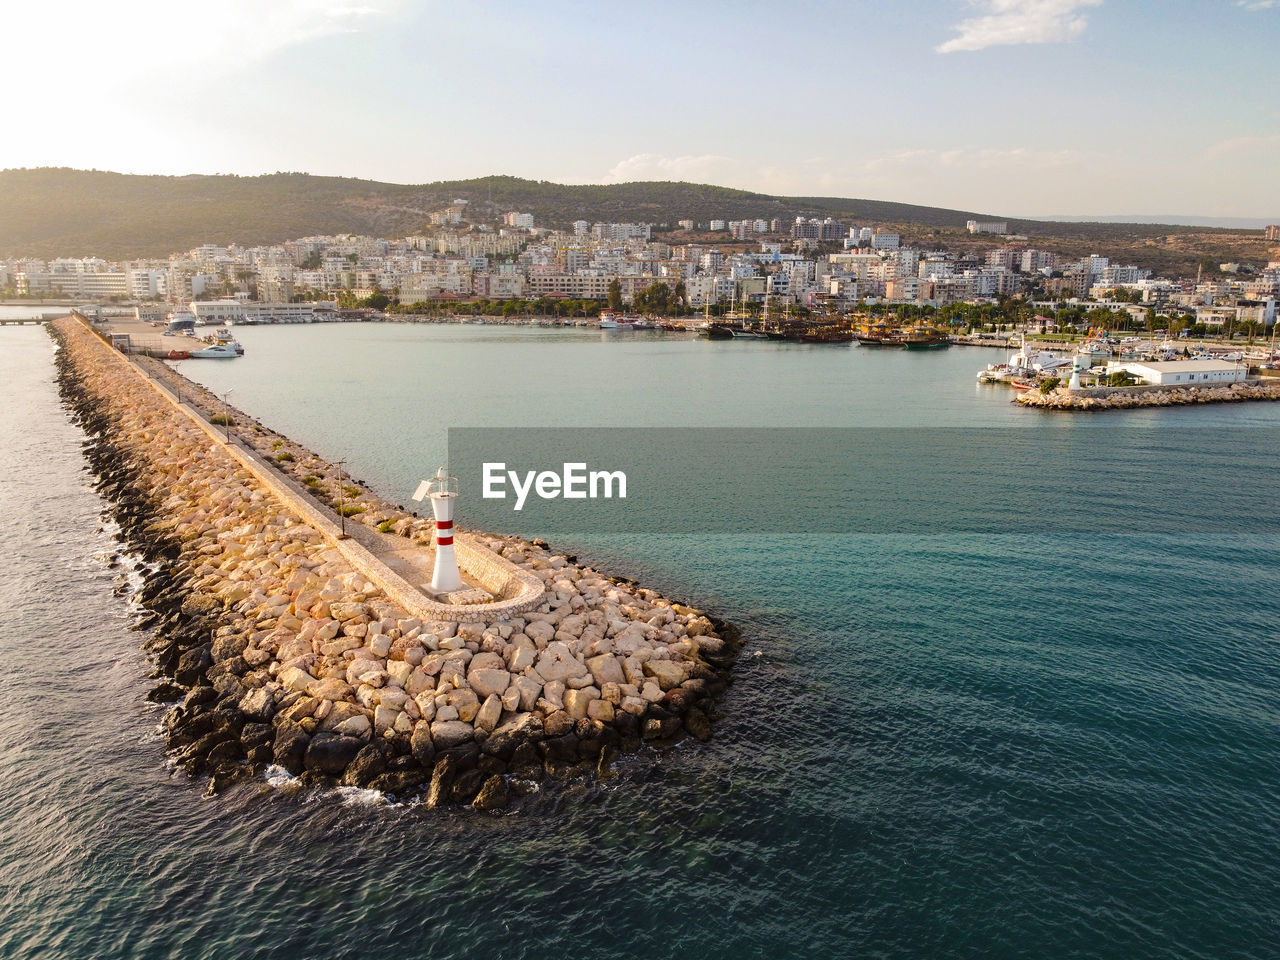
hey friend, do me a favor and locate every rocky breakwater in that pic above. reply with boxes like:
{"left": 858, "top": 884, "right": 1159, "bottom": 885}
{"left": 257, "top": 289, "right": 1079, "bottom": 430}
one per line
{"left": 53, "top": 316, "right": 739, "bottom": 810}
{"left": 1017, "top": 380, "right": 1280, "bottom": 411}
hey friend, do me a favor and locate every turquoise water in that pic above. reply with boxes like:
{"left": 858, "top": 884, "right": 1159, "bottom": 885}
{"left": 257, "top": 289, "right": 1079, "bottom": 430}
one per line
{"left": 3, "top": 323, "right": 1279, "bottom": 958}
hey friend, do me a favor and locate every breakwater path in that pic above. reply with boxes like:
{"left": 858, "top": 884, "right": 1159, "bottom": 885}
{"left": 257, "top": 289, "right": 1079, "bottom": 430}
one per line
{"left": 54, "top": 315, "right": 737, "bottom": 809}
{"left": 1017, "top": 379, "right": 1280, "bottom": 411}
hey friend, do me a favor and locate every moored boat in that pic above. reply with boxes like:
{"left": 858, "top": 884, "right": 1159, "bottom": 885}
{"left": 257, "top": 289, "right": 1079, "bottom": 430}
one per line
{"left": 187, "top": 343, "right": 240, "bottom": 359}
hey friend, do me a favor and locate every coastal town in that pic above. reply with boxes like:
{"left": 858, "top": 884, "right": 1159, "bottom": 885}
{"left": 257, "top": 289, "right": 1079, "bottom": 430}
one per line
{"left": 5, "top": 206, "right": 1278, "bottom": 342}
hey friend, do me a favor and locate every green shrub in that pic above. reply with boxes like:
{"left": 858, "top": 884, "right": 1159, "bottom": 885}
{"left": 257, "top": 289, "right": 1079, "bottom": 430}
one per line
{"left": 210, "top": 414, "right": 234, "bottom": 426}
{"left": 276, "top": 452, "right": 295, "bottom": 462}
{"left": 337, "top": 505, "right": 365, "bottom": 517}
{"left": 377, "top": 519, "right": 397, "bottom": 533}
{"left": 1039, "top": 377, "right": 1060, "bottom": 394}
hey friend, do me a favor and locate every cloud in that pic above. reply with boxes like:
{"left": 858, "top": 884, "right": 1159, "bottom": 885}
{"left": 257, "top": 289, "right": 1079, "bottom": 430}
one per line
{"left": 937, "top": 0, "right": 1102, "bottom": 53}
{"left": 1237, "top": 0, "right": 1278, "bottom": 9}
{"left": 1, "top": 1, "right": 403, "bottom": 93}
{"left": 603, "top": 154, "right": 742, "bottom": 184}
{"left": 1205, "top": 133, "right": 1280, "bottom": 158}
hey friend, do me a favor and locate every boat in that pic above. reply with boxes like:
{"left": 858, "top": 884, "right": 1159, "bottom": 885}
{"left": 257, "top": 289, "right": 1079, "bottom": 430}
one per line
{"left": 599, "top": 311, "right": 643, "bottom": 329}
{"left": 976, "top": 336, "right": 1069, "bottom": 383}
{"left": 165, "top": 310, "right": 196, "bottom": 335}
{"left": 855, "top": 321, "right": 903, "bottom": 345}
{"left": 901, "top": 326, "right": 951, "bottom": 350}
{"left": 703, "top": 322, "right": 769, "bottom": 340}
{"left": 207, "top": 328, "right": 245, "bottom": 354}
{"left": 166, "top": 349, "right": 190, "bottom": 360}
{"left": 798, "top": 328, "right": 856, "bottom": 343}
{"left": 186, "top": 343, "right": 240, "bottom": 359}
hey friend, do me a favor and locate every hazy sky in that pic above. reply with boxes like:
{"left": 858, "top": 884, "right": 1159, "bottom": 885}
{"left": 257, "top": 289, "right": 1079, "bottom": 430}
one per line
{"left": 4, "top": 0, "right": 1277, "bottom": 218}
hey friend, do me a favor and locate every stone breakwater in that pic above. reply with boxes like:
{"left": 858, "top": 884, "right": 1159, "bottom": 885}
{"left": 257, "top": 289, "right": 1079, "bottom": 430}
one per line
{"left": 53, "top": 316, "right": 739, "bottom": 810}
{"left": 1017, "top": 380, "right": 1280, "bottom": 411}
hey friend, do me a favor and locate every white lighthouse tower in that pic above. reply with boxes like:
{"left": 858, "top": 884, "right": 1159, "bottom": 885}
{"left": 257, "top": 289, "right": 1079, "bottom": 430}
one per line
{"left": 1068, "top": 355, "right": 1082, "bottom": 391}
{"left": 413, "top": 466, "right": 463, "bottom": 594}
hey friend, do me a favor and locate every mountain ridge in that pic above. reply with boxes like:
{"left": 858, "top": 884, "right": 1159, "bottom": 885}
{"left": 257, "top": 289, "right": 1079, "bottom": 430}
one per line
{"left": 0, "top": 168, "right": 1259, "bottom": 267}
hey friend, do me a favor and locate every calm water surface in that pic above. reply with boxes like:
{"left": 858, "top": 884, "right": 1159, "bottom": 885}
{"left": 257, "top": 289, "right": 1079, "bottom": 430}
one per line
{"left": 2, "top": 323, "right": 1278, "bottom": 959}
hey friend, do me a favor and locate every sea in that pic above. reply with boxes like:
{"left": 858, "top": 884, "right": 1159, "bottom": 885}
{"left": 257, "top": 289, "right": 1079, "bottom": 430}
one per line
{"left": 1, "top": 321, "right": 1277, "bottom": 959}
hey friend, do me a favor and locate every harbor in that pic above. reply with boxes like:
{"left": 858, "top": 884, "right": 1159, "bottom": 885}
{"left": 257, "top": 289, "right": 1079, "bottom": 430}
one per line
{"left": 5, "top": 309, "right": 1280, "bottom": 960}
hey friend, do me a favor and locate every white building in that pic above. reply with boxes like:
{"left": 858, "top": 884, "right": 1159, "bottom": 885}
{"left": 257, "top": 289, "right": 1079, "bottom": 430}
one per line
{"left": 966, "top": 221, "right": 1008, "bottom": 235}
{"left": 1107, "top": 359, "right": 1246, "bottom": 386}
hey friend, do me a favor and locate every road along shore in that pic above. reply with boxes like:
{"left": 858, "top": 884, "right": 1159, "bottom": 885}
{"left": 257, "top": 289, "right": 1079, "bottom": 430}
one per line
{"left": 1016, "top": 379, "right": 1280, "bottom": 411}
{"left": 52, "top": 315, "right": 739, "bottom": 810}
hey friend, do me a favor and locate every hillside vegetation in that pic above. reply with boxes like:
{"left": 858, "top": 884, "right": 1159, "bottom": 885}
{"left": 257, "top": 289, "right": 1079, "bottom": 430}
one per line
{"left": 0, "top": 168, "right": 1272, "bottom": 276}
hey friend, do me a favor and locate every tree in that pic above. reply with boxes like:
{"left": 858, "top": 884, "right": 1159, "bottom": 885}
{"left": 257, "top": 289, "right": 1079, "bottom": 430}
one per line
{"left": 607, "top": 279, "right": 622, "bottom": 312}
{"left": 673, "top": 280, "right": 688, "bottom": 313}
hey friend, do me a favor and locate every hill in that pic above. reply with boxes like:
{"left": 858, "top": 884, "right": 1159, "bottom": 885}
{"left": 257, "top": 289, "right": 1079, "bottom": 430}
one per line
{"left": 0, "top": 168, "right": 1273, "bottom": 277}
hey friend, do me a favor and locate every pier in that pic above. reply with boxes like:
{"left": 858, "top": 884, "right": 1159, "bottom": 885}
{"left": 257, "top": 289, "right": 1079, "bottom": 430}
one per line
{"left": 53, "top": 312, "right": 736, "bottom": 806}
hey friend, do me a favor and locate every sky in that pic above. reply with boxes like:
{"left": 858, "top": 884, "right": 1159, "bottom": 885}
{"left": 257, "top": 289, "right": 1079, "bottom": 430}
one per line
{"left": 3, "top": 0, "right": 1277, "bottom": 219}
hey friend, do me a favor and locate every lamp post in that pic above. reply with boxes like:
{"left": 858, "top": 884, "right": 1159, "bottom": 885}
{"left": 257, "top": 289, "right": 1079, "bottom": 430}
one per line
{"left": 221, "top": 390, "right": 233, "bottom": 442}
{"left": 335, "top": 459, "right": 349, "bottom": 540}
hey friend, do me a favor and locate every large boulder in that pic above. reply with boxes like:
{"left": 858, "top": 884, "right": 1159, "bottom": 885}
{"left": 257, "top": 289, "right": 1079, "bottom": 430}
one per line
{"left": 643, "top": 659, "right": 686, "bottom": 691}
{"left": 534, "top": 642, "right": 589, "bottom": 682}
{"left": 410, "top": 720, "right": 436, "bottom": 767}
{"left": 472, "top": 775, "right": 509, "bottom": 812}
{"left": 425, "top": 754, "right": 456, "bottom": 808}
{"left": 272, "top": 721, "right": 310, "bottom": 775}
{"left": 341, "top": 744, "right": 387, "bottom": 787}
{"left": 474, "top": 694, "right": 503, "bottom": 734}
{"left": 468, "top": 667, "right": 511, "bottom": 699}
{"left": 430, "top": 720, "right": 474, "bottom": 749}
{"left": 175, "top": 646, "right": 212, "bottom": 686}
{"left": 564, "top": 686, "right": 601, "bottom": 720}
{"left": 586, "top": 654, "right": 625, "bottom": 687}
{"left": 238, "top": 686, "right": 275, "bottom": 723}
{"left": 329, "top": 601, "right": 368, "bottom": 622}
{"left": 481, "top": 713, "right": 543, "bottom": 759}
{"left": 303, "top": 734, "right": 363, "bottom": 776}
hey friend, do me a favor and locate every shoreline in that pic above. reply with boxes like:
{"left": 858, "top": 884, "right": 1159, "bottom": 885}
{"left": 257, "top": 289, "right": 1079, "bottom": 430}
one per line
{"left": 51, "top": 314, "right": 740, "bottom": 810}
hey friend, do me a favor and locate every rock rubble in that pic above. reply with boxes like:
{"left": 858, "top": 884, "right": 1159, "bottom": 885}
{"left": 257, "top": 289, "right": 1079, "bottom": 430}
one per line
{"left": 1017, "top": 380, "right": 1280, "bottom": 411}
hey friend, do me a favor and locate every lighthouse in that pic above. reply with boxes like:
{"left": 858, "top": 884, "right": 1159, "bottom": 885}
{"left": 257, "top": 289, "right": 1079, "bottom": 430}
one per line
{"left": 1068, "top": 355, "right": 1082, "bottom": 391}
{"left": 413, "top": 466, "right": 464, "bottom": 594}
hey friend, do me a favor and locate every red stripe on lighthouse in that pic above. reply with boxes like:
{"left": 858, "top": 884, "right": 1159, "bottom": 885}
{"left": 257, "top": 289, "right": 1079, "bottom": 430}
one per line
{"left": 436, "top": 520, "right": 453, "bottom": 530}
{"left": 436, "top": 536, "right": 453, "bottom": 546}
